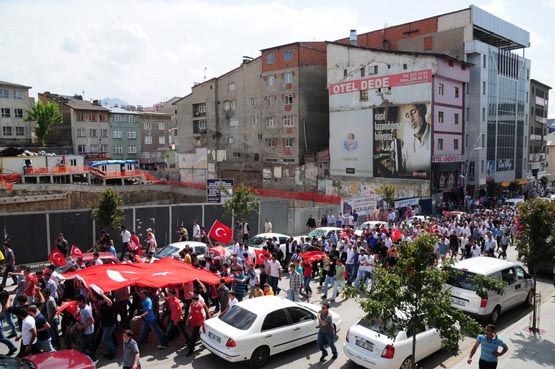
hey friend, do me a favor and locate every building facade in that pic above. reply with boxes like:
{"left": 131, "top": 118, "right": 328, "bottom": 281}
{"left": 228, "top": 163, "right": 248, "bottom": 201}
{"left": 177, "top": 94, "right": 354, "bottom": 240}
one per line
{"left": 336, "top": 5, "right": 531, "bottom": 190}
{"left": 139, "top": 111, "right": 171, "bottom": 169}
{"left": 109, "top": 107, "right": 141, "bottom": 160}
{"left": 0, "top": 81, "right": 35, "bottom": 146}
{"left": 528, "top": 79, "right": 550, "bottom": 179}
{"left": 327, "top": 42, "right": 469, "bottom": 206}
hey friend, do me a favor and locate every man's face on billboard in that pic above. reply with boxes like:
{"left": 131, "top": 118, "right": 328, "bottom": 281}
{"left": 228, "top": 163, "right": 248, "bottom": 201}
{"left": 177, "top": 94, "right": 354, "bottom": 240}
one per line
{"left": 405, "top": 105, "right": 422, "bottom": 129}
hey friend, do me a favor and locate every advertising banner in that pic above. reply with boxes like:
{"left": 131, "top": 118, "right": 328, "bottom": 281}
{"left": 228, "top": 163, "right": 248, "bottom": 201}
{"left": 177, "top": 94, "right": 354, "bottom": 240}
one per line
{"left": 206, "top": 178, "right": 234, "bottom": 203}
{"left": 373, "top": 103, "right": 431, "bottom": 179}
{"left": 342, "top": 196, "right": 381, "bottom": 216}
{"left": 329, "top": 109, "right": 373, "bottom": 177}
{"left": 329, "top": 69, "right": 432, "bottom": 95}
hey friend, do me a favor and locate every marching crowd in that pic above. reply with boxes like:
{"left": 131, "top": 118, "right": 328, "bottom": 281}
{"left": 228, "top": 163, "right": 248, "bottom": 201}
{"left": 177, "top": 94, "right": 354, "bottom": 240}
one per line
{"left": 0, "top": 202, "right": 520, "bottom": 367}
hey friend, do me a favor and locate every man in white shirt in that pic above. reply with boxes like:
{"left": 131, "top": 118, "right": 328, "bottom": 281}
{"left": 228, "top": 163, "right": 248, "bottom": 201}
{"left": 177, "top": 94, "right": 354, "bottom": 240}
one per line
{"left": 345, "top": 244, "right": 355, "bottom": 284}
{"left": 268, "top": 258, "right": 281, "bottom": 294}
{"left": 17, "top": 305, "right": 39, "bottom": 357}
{"left": 192, "top": 220, "right": 201, "bottom": 241}
{"left": 93, "top": 252, "right": 103, "bottom": 266}
{"left": 264, "top": 219, "right": 273, "bottom": 233}
{"left": 120, "top": 225, "right": 132, "bottom": 261}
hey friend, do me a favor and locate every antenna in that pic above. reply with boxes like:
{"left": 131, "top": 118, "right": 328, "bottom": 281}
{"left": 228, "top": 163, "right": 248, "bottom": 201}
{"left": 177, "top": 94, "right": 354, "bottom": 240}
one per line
{"left": 203, "top": 67, "right": 207, "bottom": 81}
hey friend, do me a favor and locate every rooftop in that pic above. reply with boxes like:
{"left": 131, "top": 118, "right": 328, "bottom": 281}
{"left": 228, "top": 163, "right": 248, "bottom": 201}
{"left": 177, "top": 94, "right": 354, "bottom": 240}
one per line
{"left": 0, "top": 80, "right": 31, "bottom": 89}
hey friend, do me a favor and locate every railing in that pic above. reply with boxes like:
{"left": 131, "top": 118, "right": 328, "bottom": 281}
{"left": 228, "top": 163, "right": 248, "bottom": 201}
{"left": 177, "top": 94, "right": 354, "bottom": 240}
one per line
{"left": 23, "top": 166, "right": 90, "bottom": 175}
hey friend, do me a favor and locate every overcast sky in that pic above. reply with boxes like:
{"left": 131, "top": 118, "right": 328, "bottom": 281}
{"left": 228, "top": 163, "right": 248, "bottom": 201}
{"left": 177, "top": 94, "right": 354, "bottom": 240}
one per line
{"left": 0, "top": 0, "right": 553, "bottom": 116}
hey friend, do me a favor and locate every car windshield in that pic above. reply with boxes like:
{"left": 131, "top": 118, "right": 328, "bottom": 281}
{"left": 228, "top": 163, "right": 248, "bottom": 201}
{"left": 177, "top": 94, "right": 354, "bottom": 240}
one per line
{"left": 447, "top": 270, "right": 477, "bottom": 291}
{"left": 359, "top": 317, "right": 395, "bottom": 338}
{"left": 154, "top": 245, "right": 179, "bottom": 258}
{"left": 218, "top": 305, "right": 257, "bottom": 330}
{"left": 249, "top": 236, "right": 267, "bottom": 246}
{"left": 0, "top": 357, "right": 35, "bottom": 369}
{"left": 307, "top": 229, "right": 327, "bottom": 238}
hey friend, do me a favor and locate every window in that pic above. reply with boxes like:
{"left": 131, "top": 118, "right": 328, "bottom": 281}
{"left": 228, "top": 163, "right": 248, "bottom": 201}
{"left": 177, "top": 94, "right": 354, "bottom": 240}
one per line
{"left": 483, "top": 54, "right": 486, "bottom": 68}
{"left": 438, "top": 111, "right": 444, "bottom": 123}
{"left": 13, "top": 90, "right": 22, "bottom": 99}
{"left": 89, "top": 129, "right": 97, "bottom": 138}
{"left": 343, "top": 69, "right": 348, "bottom": 77}
{"left": 286, "top": 307, "right": 315, "bottom": 324}
{"left": 251, "top": 98, "right": 257, "bottom": 107}
{"left": 438, "top": 83, "right": 444, "bottom": 96}
{"left": 1, "top": 108, "right": 10, "bottom": 117}
{"left": 265, "top": 117, "right": 274, "bottom": 128}
{"left": 360, "top": 90, "right": 368, "bottom": 101}
{"left": 482, "top": 108, "right": 486, "bottom": 122}
{"left": 438, "top": 138, "right": 444, "bottom": 150}
{"left": 515, "top": 266, "right": 526, "bottom": 280}
{"left": 224, "top": 101, "right": 230, "bottom": 110}
{"left": 128, "top": 145, "right": 137, "bottom": 154}
{"left": 482, "top": 81, "right": 486, "bottom": 95}
{"left": 465, "top": 134, "right": 469, "bottom": 147}
{"left": 454, "top": 87, "right": 459, "bottom": 98}
{"left": 113, "top": 130, "right": 122, "bottom": 139}
{"left": 284, "top": 94, "right": 293, "bottom": 104}
{"left": 193, "top": 120, "right": 207, "bottom": 133}
{"left": 113, "top": 146, "right": 123, "bottom": 154}
{"left": 482, "top": 134, "right": 485, "bottom": 148}
{"left": 228, "top": 138, "right": 234, "bottom": 144}
{"left": 284, "top": 49, "right": 293, "bottom": 61}
{"left": 284, "top": 72, "right": 293, "bottom": 84}
{"left": 144, "top": 136, "right": 152, "bottom": 145}
{"left": 454, "top": 138, "right": 459, "bottom": 150}
{"left": 230, "top": 101, "right": 236, "bottom": 110}
{"left": 454, "top": 113, "right": 459, "bottom": 125}
{"left": 267, "top": 53, "right": 275, "bottom": 65}
{"left": 466, "top": 108, "right": 469, "bottom": 122}
{"left": 2, "top": 127, "right": 12, "bottom": 136}
{"left": 158, "top": 123, "right": 166, "bottom": 131}
{"left": 77, "top": 128, "right": 86, "bottom": 137}
{"left": 127, "top": 131, "right": 137, "bottom": 139}
{"left": 228, "top": 82, "right": 235, "bottom": 91}
{"left": 16, "top": 127, "right": 24, "bottom": 136}
{"left": 218, "top": 306, "right": 257, "bottom": 331}
{"left": 284, "top": 138, "right": 293, "bottom": 147}
{"left": 526, "top": 92, "right": 529, "bottom": 103}
{"left": 360, "top": 67, "right": 366, "bottom": 77}
{"left": 0, "top": 89, "right": 9, "bottom": 99}
{"left": 99, "top": 113, "right": 107, "bottom": 122}
{"left": 501, "top": 267, "right": 516, "bottom": 285}
{"left": 100, "top": 144, "right": 108, "bottom": 153}
{"left": 100, "top": 129, "right": 108, "bottom": 138}
{"left": 128, "top": 115, "right": 136, "bottom": 123}
{"left": 144, "top": 122, "right": 152, "bottom": 130}
{"left": 14, "top": 109, "right": 23, "bottom": 118}
{"left": 251, "top": 115, "right": 259, "bottom": 127}
{"left": 283, "top": 116, "right": 294, "bottom": 127}
{"left": 265, "top": 138, "right": 277, "bottom": 147}
{"left": 158, "top": 136, "right": 165, "bottom": 145}
{"left": 258, "top": 133, "right": 263, "bottom": 141}
{"left": 230, "top": 118, "right": 239, "bottom": 127}
{"left": 267, "top": 75, "right": 275, "bottom": 87}
{"left": 89, "top": 113, "right": 96, "bottom": 121}
{"left": 266, "top": 96, "right": 275, "bottom": 106}
{"left": 262, "top": 309, "right": 289, "bottom": 330}
{"left": 78, "top": 145, "right": 86, "bottom": 153}
{"left": 481, "top": 160, "right": 484, "bottom": 174}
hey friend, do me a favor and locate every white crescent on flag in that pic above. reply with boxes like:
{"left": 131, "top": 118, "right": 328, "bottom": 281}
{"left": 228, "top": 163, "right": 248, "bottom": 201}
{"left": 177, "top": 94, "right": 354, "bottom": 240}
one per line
{"left": 106, "top": 270, "right": 128, "bottom": 282}
{"left": 215, "top": 227, "right": 225, "bottom": 237}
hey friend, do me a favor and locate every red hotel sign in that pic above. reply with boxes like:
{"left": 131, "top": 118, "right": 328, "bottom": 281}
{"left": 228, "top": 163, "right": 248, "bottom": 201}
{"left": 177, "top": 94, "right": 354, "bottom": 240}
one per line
{"left": 329, "top": 69, "right": 432, "bottom": 95}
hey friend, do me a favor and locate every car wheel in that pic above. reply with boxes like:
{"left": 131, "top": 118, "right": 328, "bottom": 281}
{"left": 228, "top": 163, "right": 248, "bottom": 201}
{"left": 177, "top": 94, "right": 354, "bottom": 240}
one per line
{"left": 526, "top": 290, "right": 535, "bottom": 307}
{"left": 399, "top": 357, "right": 413, "bottom": 369}
{"left": 249, "top": 346, "right": 270, "bottom": 369}
{"left": 490, "top": 306, "right": 501, "bottom": 324}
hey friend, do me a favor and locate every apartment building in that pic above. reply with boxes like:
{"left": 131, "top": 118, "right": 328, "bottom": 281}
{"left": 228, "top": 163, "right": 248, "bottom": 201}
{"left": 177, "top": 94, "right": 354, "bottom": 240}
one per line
{"left": 39, "top": 92, "right": 110, "bottom": 157}
{"left": 109, "top": 107, "right": 141, "bottom": 160}
{"left": 0, "top": 81, "right": 35, "bottom": 146}
{"left": 139, "top": 111, "right": 171, "bottom": 169}
{"left": 528, "top": 79, "right": 550, "bottom": 179}
{"left": 336, "top": 5, "right": 531, "bottom": 192}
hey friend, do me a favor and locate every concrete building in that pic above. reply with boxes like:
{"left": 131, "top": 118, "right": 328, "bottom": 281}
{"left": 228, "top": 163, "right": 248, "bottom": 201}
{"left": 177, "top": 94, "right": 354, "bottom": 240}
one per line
{"left": 0, "top": 81, "right": 35, "bottom": 146}
{"left": 175, "top": 42, "right": 329, "bottom": 187}
{"left": 327, "top": 42, "right": 469, "bottom": 209}
{"left": 109, "top": 107, "right": 141, "bottom": 160}
{"left": 139, "top": 111, "right": 171, "bottom": 170}
{"left": 528, "top": 79, "right": 550, "bottom": 180}
{"left": 337, "top": 5, "right": 531, "bottom": 192}
{"left": 545, "top": 132, "right": 555, "bottom": 184}
{"left": 39, "top": 92, "right": 110, "bottom": 158}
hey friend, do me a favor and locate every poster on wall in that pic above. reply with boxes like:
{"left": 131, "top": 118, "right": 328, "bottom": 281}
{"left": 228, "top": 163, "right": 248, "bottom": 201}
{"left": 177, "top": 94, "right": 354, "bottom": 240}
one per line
{"left": 329, "top": 110, "right": 373, "bottom": 177}
{"left": 373, "top": 103, "right": 431, "bottom": 179}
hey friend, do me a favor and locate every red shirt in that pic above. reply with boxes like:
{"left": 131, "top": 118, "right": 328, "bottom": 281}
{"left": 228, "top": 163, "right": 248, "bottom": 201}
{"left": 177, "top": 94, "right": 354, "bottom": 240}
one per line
{"left": 188, "top": 303, "right": 205, "bottom": 327}
{"left": 166, "top": 296, "right": 184, "bottom": 323}
{"left": 24, "top": 273, "right": 37, "bottom": 297}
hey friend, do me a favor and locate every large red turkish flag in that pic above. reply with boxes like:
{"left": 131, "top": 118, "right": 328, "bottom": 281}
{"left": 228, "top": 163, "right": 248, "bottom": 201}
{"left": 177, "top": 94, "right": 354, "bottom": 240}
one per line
{"left": 48, "top": 247, "right": 67, "bottom": 267}
{"left": 70, "top": 245, "right": 83, "bottom": 258}
{"left": 208, "top": 220, "right": 233, "bottom": 244}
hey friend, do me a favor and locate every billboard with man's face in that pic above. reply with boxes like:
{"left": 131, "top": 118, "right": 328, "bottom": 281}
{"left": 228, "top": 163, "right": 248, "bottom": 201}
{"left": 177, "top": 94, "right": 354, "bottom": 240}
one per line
{"left": 373, "top": 103, "right": 431, "bottom": 179}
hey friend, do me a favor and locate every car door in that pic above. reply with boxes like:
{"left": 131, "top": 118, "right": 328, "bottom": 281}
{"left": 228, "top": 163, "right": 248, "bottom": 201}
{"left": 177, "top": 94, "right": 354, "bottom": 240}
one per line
{"left": 500, "top": 267, "right": 518, "bottom": 309}
{"left": 407, "top": 321, "right": 429, "bottom": 361}
{"left": 285, "top": 307, "right": 319, "bottom": 346}
{"left": 514, "top": 266, "right": 530, "bottom": 303}
{"left": 261, "top": 308, "right": 295, "bottom": 354}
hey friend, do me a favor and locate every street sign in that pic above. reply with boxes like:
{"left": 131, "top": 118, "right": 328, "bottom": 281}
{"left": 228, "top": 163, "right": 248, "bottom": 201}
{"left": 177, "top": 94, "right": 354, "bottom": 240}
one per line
{"left": 206, "top": 179, "right": 234, "bottom": 203}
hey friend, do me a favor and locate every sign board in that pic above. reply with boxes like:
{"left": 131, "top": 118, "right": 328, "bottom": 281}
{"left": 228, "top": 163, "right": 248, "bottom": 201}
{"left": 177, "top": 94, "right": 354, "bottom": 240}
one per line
{"left": 206, "top": 179, "right": 234, "bottom": 204}
{"left": 329, "top": 69, "right": 432, "bottom": 95}
{"left": 342, "top": 196, "right": 380, "bottom": 216}
{"left": 432, "top": 155, "right": 465, "bottom": 163}
{"left": 394, "top": 197, "right": 419, "bottom": 209}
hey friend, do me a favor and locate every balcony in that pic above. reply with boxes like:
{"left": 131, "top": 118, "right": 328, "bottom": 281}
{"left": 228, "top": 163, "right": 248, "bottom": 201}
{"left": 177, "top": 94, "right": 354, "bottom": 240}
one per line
{"left": 536, "top": 116, "right": 547, "bottom": 124}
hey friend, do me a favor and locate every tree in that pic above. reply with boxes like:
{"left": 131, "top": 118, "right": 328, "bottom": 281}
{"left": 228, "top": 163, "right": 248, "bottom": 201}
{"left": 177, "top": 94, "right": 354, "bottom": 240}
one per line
{"left": 26, "top": 101, "right": 63, "bottom": 147}
{"left": 516, "top": 198, "right": 555, "bottom": 332}
{"left": 223, "top": 183, "right": 259, "bottom": 222}
{"left": 344, "top": 233, "right": 504, "bottom": 369}
{"left": 91, "top": 188, "right": 124, "bottom": 231}
{"left": 376, "top": 184, "right": 395, "bottom": 208}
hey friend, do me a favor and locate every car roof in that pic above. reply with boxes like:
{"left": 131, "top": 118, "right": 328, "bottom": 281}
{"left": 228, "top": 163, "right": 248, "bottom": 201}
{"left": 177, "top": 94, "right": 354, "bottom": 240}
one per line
{"left": 453, "top": 256, "right": 523, "bottom": 275}
{"left": 252, "top": 233, "right": 290, "bottom": 238}
{"left": 165, "top": 241, "right": 207, "bottom": 249}
{"left": 236, "top": 296, "right": 297, "bottom": 314}
{"left": 314, "top": 227, "right": 342, "bottom": 231}
{"left": 72, "top": 252, "right": 116, "bottom": 261}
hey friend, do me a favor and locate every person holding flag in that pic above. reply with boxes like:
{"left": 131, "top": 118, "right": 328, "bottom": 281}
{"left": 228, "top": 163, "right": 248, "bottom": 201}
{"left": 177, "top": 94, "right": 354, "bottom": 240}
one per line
{"left": 208, "top": 220, "right": 233, "bottom": 244}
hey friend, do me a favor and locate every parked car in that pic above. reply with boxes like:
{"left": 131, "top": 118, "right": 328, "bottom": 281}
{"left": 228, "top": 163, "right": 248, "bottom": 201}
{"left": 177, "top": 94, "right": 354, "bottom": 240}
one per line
{"left": 292, "top": 227, "right": 342, "bottom": 244}
{"left": 247, "top": 233, "right": 290, "bottom": 255}
{"left": 55, "top": 252, "right": 120, "bottom": 274}
{"left": 354, "top": 221, "right": 388, "bottom": 236}
{"left": 151, "top": 241, "right": 208, "bottom": 261}
{"left": 344, "top": 315, "right": 443, "bottom": 369}
{"left": 446, "top": 256, "right": 533, "bottom": 324}
{"left": 0, "top": 349, "right": 96, "bottom": 369}
{"left": 201, "top": 296, "right": 341, "bottom": 368}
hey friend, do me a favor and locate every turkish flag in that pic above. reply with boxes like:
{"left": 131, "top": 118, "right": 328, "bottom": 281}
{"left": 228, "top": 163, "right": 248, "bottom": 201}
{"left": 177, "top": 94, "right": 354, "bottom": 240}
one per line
{"left": 48, "top": 247, "right": 67, "bottom": 267}
{"left": 209, "top": 220, "right": 233, "bottom": 244}
{"left": 391, "top": 228, "right": 402, "bottom": 242}
{"left": 70, "top": 245, "right": 83, "bottom": 258}
{"left": 254, "top": 249, "right": 271, "bottom": 266}
{"left": 56, "top": 300, "right": 79, "bottom": 319}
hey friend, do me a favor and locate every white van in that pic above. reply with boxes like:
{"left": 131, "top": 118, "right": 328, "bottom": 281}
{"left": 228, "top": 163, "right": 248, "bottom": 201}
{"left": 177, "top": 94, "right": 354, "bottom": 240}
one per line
{"left": 446, "top": 257, "right": 533, "bottom": 324}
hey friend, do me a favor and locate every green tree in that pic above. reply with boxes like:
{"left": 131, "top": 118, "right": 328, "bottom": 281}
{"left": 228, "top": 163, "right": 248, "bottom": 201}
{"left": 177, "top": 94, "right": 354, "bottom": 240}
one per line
{"left": 345, "top": 233, "right": 504, "bottom": 369}
{"left": 25, "top": 101, "right": 63, "bottom": 147}
{"left": 91, "top": 188, "right": 124, "bottom": 231}
{"left": 224, "top": 183, "right": 259, "bottom": 222}
{"left": 516, "top": 198, "right": 555, "bottom": 332}
{"left": 376, "top": 184, "right": 396, "bottom": 208}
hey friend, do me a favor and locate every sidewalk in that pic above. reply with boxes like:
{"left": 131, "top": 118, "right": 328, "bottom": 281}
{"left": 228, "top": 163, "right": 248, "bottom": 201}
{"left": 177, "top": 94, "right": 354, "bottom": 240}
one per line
{"left": 450, "top": 293, "right": 555, "bottom": 369}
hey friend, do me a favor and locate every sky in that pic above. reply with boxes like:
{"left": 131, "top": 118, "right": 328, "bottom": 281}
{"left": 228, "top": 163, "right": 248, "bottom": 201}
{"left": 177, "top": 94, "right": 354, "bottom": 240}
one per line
{"left": 0, "top": 0, "right": 553, "bottom": 116}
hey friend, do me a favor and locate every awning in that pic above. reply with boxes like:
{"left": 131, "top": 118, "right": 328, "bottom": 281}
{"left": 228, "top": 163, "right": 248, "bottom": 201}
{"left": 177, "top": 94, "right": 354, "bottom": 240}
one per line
{"left": 501, "top": 182, "right": 511, "bottom": 187}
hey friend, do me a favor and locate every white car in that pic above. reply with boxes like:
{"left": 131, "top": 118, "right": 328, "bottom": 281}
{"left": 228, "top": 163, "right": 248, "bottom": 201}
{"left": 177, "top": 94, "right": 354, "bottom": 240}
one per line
{"left": 201, "top": 296, "right": 341, "bottom": 368}
{"left": 344, "top": 316, "right": 442, "bottom": 369}
{"left": 446, "top": 257, "right": 533, "bottom": 324}
{"left": 248, "top": 233, "right": 290, "bottom": 255}
{"left": 292, "top": 227, "right": 342, "bottom": 244}
{"left": 354, "top": 221, "right": 388, "bottom": 237}
{"left": 151, "top": 241, "right": 208, "bottom": 261}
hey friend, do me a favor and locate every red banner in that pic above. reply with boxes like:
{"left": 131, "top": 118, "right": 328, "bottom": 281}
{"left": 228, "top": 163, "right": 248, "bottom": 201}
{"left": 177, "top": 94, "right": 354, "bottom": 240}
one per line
{"left": 300, "top": 251, "right": 326, "bottom": 262}
{"left": 329, "top": 69, "right": 432, "bottom": 95}
{"left": 208, "top": 220, "right": 233, "bottom": 244}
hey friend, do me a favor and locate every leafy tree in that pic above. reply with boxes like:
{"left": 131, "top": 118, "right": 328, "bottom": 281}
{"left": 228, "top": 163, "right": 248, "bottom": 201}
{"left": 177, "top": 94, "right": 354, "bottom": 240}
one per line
{"left": 25, "top": 101, "right": 63, "bottom": 147}
{"left": 345, "top": 233, "right": 504, "bottom": 369}
{"left": 91, "top": 188, "right": 124, "bottom": 231}
{"left": 223, "top": 183, "right": 258, "bottom": 222}
{"left": 376, "top": 184, "right": 395, "bottom": 208}
{"left": 516, "top": 198, "right": 555, "bottom": 332}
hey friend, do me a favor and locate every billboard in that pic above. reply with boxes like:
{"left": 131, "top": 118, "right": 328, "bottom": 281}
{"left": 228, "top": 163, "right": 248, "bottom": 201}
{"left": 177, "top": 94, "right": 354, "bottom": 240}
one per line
{"left": 342, "top": 196, "right": 381, "bottom": 216}
{"left": 373, "top": 103, "right": 431, "bottom": 179}
{"left": 329, "top": 109, "right": 373, "bottom": 177}
{"left": 206, "top": 179, "right": 234, "bottom": 203}
{"left": 329, "top": 69, "right": 432, "bottom": 95}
